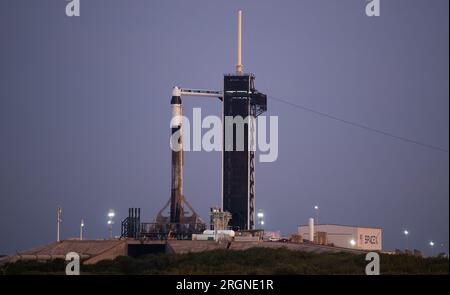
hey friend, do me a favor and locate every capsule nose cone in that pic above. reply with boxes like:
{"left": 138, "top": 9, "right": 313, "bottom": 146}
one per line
{"left": 171, "top": 86, "right": 182, "bottom": 104}
{"left": 172, "top": 86, "right": 181, "bottom": 97}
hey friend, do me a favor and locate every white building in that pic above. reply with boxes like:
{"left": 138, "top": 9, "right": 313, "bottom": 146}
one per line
{"left": 298, "top": 224, "right": 382, "bottom": 251}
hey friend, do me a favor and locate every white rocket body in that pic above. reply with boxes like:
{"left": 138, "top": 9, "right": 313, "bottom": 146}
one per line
{"left": 170, "top": 88, "right": 184, "bottom": 223}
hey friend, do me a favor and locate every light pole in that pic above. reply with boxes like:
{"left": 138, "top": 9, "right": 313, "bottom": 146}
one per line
{"left": 107, "top": 220, "right": 113, "bottom": 239}
{"left": 56, "top": 207, "right": 62, "bottom": 242}
{"left": 404, "top": 229, "right": 409, "bottom": 250}
{"left": 107, "top": 210, "right": 115, "bottom": 239}
{"left": 314, "top": 205, "right": 319, "bottom": 228}
{"left": 257, "top": 211, "right": 264, "bottom": 229}
{"left": 429, "top": 241, "right": 435, "bottom": 256}
{"left": 80, "top": 218, "right": 85, "bottom": 241}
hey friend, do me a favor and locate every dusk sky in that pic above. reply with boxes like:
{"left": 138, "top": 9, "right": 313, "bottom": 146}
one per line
{"left": 0, "top": 0, "right": 448, "bottom": 256}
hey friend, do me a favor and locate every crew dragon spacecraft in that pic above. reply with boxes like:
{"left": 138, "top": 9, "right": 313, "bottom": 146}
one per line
{"left": 152, "top": 10, "right": 267, "bottom": 238}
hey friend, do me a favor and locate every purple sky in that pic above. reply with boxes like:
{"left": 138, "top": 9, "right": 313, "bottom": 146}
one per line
{"left": 0, "top": 0, "right": 448, "bottom": 256}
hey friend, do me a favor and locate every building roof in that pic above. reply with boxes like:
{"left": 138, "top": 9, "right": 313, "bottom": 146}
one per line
{"left": 298, "top": 223, "right": 382, "bottom": 230}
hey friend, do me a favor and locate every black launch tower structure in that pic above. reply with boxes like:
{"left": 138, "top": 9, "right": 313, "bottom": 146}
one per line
{"left": 222, "top": 74, "right": 267, "bottom": 231}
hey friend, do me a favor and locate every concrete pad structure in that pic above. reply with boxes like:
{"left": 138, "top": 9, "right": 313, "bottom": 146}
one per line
{"left": 1, "top": 238, "right": 369, "bottom": 267}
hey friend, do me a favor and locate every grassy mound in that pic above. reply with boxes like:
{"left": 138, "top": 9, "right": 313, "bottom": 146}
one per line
{"left": 1, "top": 247, "right": 448, "bottom": 275}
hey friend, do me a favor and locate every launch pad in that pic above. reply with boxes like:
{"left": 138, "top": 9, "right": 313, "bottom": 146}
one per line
{"left": 121, "top": 10, "right": 267, "bottom": 240}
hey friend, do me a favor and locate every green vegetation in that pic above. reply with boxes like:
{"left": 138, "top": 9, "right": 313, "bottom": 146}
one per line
{"left": 1, "top": 247, "right": 448, "bottom": 275}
